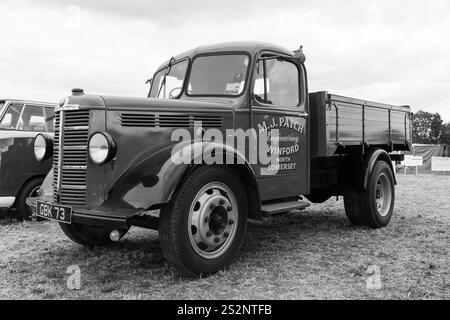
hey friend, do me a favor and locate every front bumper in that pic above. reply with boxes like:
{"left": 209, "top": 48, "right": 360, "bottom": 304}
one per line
{"left": 26, "top": 196, "right": 131, "bottom": 229}
{"left": 0, "top": 196, "right": 16, "bottom": 208}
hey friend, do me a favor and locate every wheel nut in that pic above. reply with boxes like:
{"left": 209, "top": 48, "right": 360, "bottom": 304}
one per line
{"left": 204, "top": 217, "right": 210, "bottom": 223}
{"left": 214, "top": 237, "right": 220, "bottom": 243}
{"left": 227, "top": 206, "right": 232, "bottom": 212}
{"left": 223, "top": 232, "right": 229, "bottom": 238}
{"left": 206, "top": 231, "right": 212, "bottom": 237}
{"left": 210, "top": 204, "right": 216, "bottom": 210}
{"left": 228, "top": 219, "right": 234, "bottom": 225}
{"left": 219, "top": 199, "right": 225, "bottom": 205}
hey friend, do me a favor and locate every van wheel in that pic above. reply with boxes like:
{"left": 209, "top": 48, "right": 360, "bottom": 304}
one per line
{"left": 159, "top": 166, "right": 247, "bottom": 277}
{"left": 359, "top": 161, "right": 395, "bottom": 228}
{"left": 59, "top": 223, "right": 128, "bottom": 247}
{"left": 16, "top": 178, "right": 43, "bottom": 220}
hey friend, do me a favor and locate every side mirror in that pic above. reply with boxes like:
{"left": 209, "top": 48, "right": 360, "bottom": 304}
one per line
{"left": 293, "top": 46, "right": 306, "bottom": 64}
{"left": 146, "top": 78, "right": 154, "bottom": 97}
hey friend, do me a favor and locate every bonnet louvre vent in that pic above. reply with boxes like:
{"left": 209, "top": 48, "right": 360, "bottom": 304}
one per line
{"left": 121, "top": 113, "right": 222, "bottom": 128}
{"left": 120, "top": 114, "right": 156, "bottom": 127}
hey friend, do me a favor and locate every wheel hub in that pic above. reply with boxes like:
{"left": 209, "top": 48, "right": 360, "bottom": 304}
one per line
{"left": 188, "top": 182, "right": 238, "bottom": 259}
{"left": 375, "top": 173, "right": 392, "bottom": 217}
{"left": 209, "top": 206, "right": 228, "bottom": 235}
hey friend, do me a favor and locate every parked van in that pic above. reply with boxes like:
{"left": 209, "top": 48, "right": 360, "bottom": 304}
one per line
{"left": 0, "top": 99, "right": 55, "bottom": 219}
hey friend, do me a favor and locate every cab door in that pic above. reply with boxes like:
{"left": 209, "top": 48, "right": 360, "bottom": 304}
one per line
{"left": 250, "top": 53, "right": 309, "bottom": 201}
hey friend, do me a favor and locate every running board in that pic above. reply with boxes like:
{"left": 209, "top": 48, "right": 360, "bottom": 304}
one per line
{"left": 261, "top": 201, "right": 310, "bottom": 215}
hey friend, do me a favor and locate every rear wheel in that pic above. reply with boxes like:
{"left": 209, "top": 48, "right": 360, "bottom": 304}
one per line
{"left": 59, "top": 223, "right": 128, "bottom": 247}
{"left": 16, "top": 178, "right": 43, "bottom": 220}
{"left": 344, "top": 160, "right": 395, "bottom": 228}
{"left": 360, "top": 161, "right": 395, "bottom": 228}
{"left": 159, "top": 166, "right": 247, "bottom": 276}
{"left": 343, "top": 188, "right": 365, "bottom": 226}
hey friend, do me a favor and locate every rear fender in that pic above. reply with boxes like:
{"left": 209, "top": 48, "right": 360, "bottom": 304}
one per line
{"left": 363, "top": 148, "right": 396, "bottom": 189}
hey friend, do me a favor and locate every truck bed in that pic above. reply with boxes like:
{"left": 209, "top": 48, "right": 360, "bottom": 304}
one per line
{"left": 309, "top": 91, "right": 412, "bottom": 157}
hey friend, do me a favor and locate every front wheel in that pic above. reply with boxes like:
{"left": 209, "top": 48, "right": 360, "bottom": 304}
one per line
{"left": 159, "top": 166, "right": 247, "bottom": 276}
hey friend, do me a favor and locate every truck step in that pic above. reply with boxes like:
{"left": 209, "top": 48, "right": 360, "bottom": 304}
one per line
{"left": 261, "top": 201, "right": 310, "bottom": 215}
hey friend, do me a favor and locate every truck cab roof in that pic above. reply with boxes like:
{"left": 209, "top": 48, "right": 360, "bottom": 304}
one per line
{"left": 161, "top": 41, "right": 295, "bottom": 67}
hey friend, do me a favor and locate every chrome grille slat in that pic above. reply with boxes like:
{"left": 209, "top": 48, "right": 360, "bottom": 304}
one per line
{"left": 53, "top": 110, "right": 90, "bottom": 205}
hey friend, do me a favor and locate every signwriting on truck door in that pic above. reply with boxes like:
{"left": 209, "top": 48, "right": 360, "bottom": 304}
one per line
{"left": 251, "top": 53, "right": 309, "bottom": 201}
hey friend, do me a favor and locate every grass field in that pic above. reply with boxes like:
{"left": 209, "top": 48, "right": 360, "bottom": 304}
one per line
{"left": 0, "top": 174, "right": 448, "bottom": 300}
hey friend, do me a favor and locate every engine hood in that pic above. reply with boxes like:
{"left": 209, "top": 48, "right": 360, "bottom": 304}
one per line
{"left": 103, "top": 96, "right": 236, "bottom": 112}
{"left": 65, "top": 94, "right": 236, "bottom": 113}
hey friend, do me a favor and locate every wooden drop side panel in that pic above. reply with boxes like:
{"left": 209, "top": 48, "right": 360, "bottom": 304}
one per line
{"left": 309, "top": 91, "right": 412, "bottom": 158}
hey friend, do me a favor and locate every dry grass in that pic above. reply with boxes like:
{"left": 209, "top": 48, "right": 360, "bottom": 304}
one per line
{"left": 0, "top": 174, "right": 448, "bottom": 300}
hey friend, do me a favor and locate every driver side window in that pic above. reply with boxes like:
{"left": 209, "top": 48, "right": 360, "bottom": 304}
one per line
{"left": 253, "top": 57, "right": 300, "bottom": 108}
{"left": 149, "top": 59, "right": 188, "bottom": 99}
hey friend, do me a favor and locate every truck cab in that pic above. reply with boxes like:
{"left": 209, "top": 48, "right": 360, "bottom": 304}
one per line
{"left": 28, "top": 42, "right": 411, "bottom": 276}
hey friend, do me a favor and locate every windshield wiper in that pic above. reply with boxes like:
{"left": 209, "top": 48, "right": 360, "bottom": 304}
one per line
{"left": 156, "top": 57, "right": 176, "bottom": 99}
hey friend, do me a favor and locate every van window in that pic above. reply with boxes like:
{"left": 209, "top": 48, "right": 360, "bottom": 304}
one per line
{"left": 0, "top": 104, "right": 24, "bottom": 129}
{"left": 44, "top": 107, "right": 55, "bottom": 132}
{"left": 18, "top": 105, "right": 45, "bottom": 132}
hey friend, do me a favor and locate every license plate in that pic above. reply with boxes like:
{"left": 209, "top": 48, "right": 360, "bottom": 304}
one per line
{"left": 36, "top": 201, "right": 72, "bottom": 224}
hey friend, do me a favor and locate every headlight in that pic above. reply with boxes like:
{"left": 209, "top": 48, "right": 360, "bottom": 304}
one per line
{"left": 34, "top": 134, "right": 53, "bottom": 162}
{"left": 88, "top": 132, "right": 116, "bottom": 165}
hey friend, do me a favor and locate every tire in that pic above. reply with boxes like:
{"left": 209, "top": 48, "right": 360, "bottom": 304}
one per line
{"left": 59, "top": 222, "right": 128, "bottom": 247}
{"left": 343, "top": 188, "right": 365, "bottom": 226}
{"left": 359, "top": 160, "right": 395, "bottom": 228}
{"left": 159, "top": 165, "right": 247, "bottom": 277}
{"left": 16, "top": 178, "right": 43, "bottom": 220}
{"left": 344, "top": 160, "right": 395, "bottom": 228}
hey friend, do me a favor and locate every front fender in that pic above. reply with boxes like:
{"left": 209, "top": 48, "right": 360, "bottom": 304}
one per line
{"left": 38, "top": 169, "right": 54, "bottom": 197}
{"left": 105, "top": 141, "right": 256, "bottom": 211}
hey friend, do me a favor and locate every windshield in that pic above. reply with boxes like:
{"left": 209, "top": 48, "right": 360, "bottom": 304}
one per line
{"left": 149, "top": 59, "right": 189, "bottom": 99}
{"left": 187, "top": 54, "right": 250, "bottom": 96}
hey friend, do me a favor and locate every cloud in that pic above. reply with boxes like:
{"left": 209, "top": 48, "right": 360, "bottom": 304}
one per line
{"left": 0, "top": 0, "right": 449, "bottom": 120}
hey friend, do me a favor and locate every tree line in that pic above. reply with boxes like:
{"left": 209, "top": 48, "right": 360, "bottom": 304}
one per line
{"left": 412, "top": 110, "right": 450, "bottom": 145}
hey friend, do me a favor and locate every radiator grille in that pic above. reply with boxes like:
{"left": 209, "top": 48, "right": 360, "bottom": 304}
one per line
{"left": 53, "top": 110, "right": 90, "bottom": 205}
{"left": 120, "top": 113, "right": 222, "bottom": 128}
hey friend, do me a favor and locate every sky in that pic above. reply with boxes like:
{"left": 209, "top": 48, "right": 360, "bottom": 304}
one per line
{"left": 0, "top": 0, "right": 449, "bottom": 121}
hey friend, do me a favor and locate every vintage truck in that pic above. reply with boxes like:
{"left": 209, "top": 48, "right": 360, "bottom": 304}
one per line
{"left": 28, "top": 42, "right": 412, "bottom": 276}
